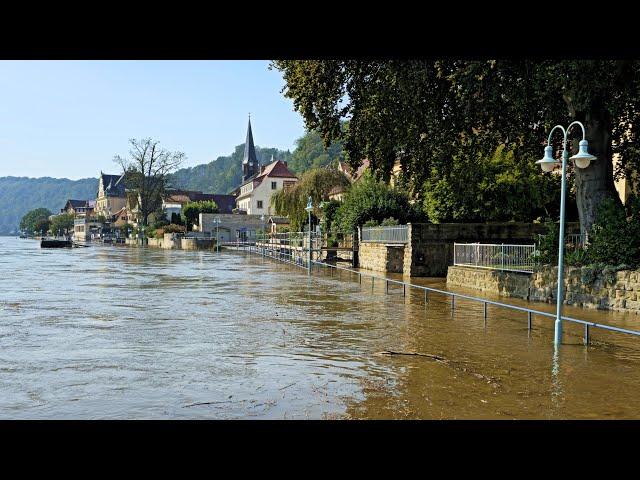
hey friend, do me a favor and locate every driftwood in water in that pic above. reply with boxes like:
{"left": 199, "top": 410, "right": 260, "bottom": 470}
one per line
{"left": 377, "top": 350, "right": 447, "bottom": 362}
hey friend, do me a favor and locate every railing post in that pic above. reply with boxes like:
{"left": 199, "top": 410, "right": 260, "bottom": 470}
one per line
{"left": 501, "top": 243, "right": 504, "bottom": 271}
{"left": 385, "top": 280, "right": 388, "bottom": 294}
{"left": 451, "top": 295, "right": 455, "bottom": 313}
{"left": 403, "top": 284, "right": 406, "bottom": 297}
{"left": 584, "top": 324, "right": 590, "bottom": 345}
{"left": 528, "top": 311, "right": 532, "bottom": 330}
{"left": 483, "top": 302, "right": 487, "bottom": 322}
{"left": 425, "top": 290, "right": 428, "bottom": 304}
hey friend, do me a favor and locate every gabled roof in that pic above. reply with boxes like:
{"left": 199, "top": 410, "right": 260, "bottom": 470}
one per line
{"left": 65, "top": 199, "right": 87, "bottom": 209}
{"left": 100, "top": 172, "right": 126, "bottom": 197}
{"left": 163, "top": 189, "right": 236, "bottom": 214}
{"left": 255, "top": 159, "right": 297, "bottom": 180}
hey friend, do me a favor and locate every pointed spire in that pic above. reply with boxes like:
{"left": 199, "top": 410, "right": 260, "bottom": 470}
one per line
{"left": 270, "top": 153, "right": 275, "bottom": 163}
{"left": 243, "top": 116, "right": 258, "bottom": 167}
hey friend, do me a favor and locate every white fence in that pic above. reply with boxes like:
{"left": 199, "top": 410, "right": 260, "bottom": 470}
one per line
{"left": 453, "top": 243, "right": 537, "bottom": 273}
{"left": 361, "top": 225, "right": 408, "bottom": 243}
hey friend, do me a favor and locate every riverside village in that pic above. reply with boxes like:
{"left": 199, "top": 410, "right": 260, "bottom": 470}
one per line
{"left": 4, "top": 60, "right": 640, "bottom": 421}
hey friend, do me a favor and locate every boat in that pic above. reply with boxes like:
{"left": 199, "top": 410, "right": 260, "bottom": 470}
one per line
{"left": 40, "top": 238, "right": 73, "bottom": 248}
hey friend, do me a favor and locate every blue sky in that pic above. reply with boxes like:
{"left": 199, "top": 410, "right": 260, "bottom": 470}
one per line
{"left": 0, "top": 61, "right": 306, "bottom": 179}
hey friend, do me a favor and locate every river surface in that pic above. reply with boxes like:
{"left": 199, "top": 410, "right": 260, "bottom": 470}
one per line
{"left": 1, "top": 236, "right": 640, "bottom": 419}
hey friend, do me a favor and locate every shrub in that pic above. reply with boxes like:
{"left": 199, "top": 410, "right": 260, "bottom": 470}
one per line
{"left": 163, "top": 223, "right": 186, "bottom": 234}
{"left": 587, "top": 196, "right": 640, "bottom": 268}
{"left": 333, "top": 171, "right": 425, "bottom": 232}
{"left": 380, "top": 217, "right": 399, "bottom": 226}
{"left": 362, "top": 219, "right": 379, "bottom": 227}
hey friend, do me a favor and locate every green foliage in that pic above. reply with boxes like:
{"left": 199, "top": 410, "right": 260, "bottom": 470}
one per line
{"left": 19, "top": 207, "right": 53, "bottom": 234}
{"left": 423, "top": 145, "right": 565, "bottom": 223}
{"left": 33, "top": 217, "right": 51, "bottom": 235}
{"left": 333, "top": 172, "right": 425, "bottom": 232}
{"left": 535, "top": 220, "right": 560, "bottom": 265}
{"left": 271, "top": 168, "right": 351, "bottom": 231}
{"left": 49, "top": 213, "right": 75, "bottom": 236}
{"left": 320, "top": 199, "right": 341, "bottom": 232}
{"left": 362, "top": 219, "right": 379, "bottom": 227}
{"left": 182, "top": 200, "right": 219, "bottom": 229}
{"left": 272, "top": 60, "right": 640, "bottom": 232}
{"left": 565, "top": 248, "right": 589, "bottom": 267}
{"left": 170, "top": 144, "right": 293, "bottom": 194}
{"left": 288, "top": 129, "right": 345, "bottom": 174}
{"left": 587, "top": 196, "right": 640, "bottom": 267}
{"left": 0, "top": 177, "right": 96, "bottom": 235}
{"left": 169, "top": 212, "right": 183, "bottom": 225}
{"left": 380, "top": 217, "right": 399, "bottom": 226}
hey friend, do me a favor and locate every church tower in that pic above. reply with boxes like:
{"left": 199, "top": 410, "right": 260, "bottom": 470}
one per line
{"left": 242, "top": 116, "right": 259, "bottom": 182}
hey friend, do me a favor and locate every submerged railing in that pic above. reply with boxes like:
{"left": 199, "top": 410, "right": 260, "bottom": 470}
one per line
{"left": 454, "top": 243, "right": 537, "bottom": 273}
{"left": 229, "top": 241, "right": 640, "bottom": 347}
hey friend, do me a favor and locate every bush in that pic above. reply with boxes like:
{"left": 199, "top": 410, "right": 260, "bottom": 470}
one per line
{"left": 587, "top": 196, "right": 640, "bottom": 268}
{"left": 163, "top": 223, "right": 186, "bottom": 234}
{"left": 182, "top": 200, "right": 219, "bottom": 229}
{"left": 333, "top": 172, "right": 425, "bottom": 232}
{"left": 380, "top": 217, "right": 399, "bottom": 226}
{"left": 362, "top": 219, "right": 379, "bottom": 227}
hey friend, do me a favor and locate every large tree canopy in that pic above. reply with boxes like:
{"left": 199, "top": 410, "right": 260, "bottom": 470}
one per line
{"left": 272, "top": 60, "right": 640, "bottom": 233}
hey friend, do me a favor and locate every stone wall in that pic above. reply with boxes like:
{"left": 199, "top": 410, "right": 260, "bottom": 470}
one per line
{"left": 446, "top": 265, "right": 532, "bottom": 299}
{"left": 182, "top": 238, "right": 215, "bottom": 251}
{"left": 404, "top": 222, "right": 580, "bottom": 277}
{"left": 446, "top": 265, "right": 640, "bottom": 314}
{"left": 359, "top": 242, "right": 404, "bottom": 273}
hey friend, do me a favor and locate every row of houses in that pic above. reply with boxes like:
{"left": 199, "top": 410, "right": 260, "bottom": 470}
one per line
{"left": 58, "top": 118, "right": 301, "bottom": 242}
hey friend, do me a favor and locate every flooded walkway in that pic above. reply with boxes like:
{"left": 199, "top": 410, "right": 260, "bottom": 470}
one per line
{"left": 1, "top": 237, "right": 640, "bottom": 419}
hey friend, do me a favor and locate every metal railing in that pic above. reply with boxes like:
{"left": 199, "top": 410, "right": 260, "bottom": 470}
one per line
{"left": 454, "top": 243, "right": 537, "bottom": 273}
{"left": 361, "top": 225, "right": 408, "bottom": 243}
{"left": 537, "top": 233, "right": 589, "bottom": 250}
{"left": 232, "top": 241, "right": 640, "bottom": 347}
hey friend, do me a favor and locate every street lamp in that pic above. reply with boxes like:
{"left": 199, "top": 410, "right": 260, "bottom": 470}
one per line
{"left": 305, "top": 196, "right": 313, "bottom": 273}
{"left": 537, "top": 121, "right": 596, "bottom": 345}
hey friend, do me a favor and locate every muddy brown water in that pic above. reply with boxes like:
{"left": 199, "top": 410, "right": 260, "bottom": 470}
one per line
{"left": 1, "top": 236, "right": 640, "bottom": 419}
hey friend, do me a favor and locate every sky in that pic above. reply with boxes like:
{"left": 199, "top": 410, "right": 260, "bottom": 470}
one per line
{"left": 0, "top": 60, "right": 306, "bottom": 179}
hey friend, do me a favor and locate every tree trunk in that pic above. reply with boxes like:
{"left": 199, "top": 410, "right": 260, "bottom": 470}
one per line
{"left": 572, "top": 110, "right": 620, "bottom": 235}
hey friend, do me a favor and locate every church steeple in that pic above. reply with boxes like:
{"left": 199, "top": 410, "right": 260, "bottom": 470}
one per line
{"left": 242, "top": 115, "right": 259, "bottom": 182}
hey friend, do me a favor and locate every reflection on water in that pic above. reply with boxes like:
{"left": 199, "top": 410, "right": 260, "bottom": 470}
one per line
{"left": 1, "top": 237, "right": 640, "bottom": 419}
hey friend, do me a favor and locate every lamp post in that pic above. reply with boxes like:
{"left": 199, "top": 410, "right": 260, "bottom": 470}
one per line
{"left": 536, "top": 121, "right": 596, "bottom": 345}
{"left": 305, "top": 196, "right": 313, "bottom": 273}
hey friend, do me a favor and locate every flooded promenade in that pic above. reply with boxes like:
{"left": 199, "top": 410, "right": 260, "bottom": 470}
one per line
{"left": 1, "top": 236, "right": 640, "bottom": 419}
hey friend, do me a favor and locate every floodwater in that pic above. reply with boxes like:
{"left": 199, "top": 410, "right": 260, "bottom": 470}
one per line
{"left": 1, "top": 236, "right": 640, "bottom": 419}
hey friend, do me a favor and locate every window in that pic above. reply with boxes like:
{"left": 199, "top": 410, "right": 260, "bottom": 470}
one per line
{"left": 271, "top": 181, "right": 277, "bottom": 190}
{"left": 257, "top": 200, "right": 263, "bottom": 209}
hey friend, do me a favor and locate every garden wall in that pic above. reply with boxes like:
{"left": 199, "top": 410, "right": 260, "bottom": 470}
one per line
{"left": 446, "top": 265, "right": 640, "bottom": 314}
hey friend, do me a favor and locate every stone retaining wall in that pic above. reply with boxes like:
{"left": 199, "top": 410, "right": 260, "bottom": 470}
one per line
{"left": 447, "top": 265, "right": 640, "bottom": 314}
{"left": 359, "top": 242, "right": 404, "bottom": 273}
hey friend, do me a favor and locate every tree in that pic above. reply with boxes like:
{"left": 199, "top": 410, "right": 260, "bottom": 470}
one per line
{"left": 271, "top": 167, "right": 351, "bottom": 230}
{"left": 50, "top": 213, "right": 75, "bottom": 236}
{"left": 288, "top": 129, "right": 346, "bottom": 174}
{"left": 333, "top": 171, "right": 425, "bottom": 232}
{"left": 33, "top": 217, "right": 51, "bottom": 235}
{"left": 271, "top": 60, "right": 640, "bottom": 233}
{"left": 114, "top": 138, "right": 185, "bottom": 226}
{"left": 20, "top": 208, "right": 52, "bottom": 234}
{"left": 182, "top": 200, "right": 219, "bottom": 229}
{"left": 423, "top": 145, "right": 566, "bottom": 223}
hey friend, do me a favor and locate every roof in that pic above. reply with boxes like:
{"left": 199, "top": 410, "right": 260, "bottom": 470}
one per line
{"left": 256, "top": 160, "right": 297, "bottom": 180}
{"left": 163, "top": 189, "right": 236, "bottom": 214}
{"left": 65, "top": 199, "right": 87, "bottom": 209}
{"left": 268, "top": 216, "right": 290, "bottom": 224}
{"left": 100, "top": 172, "right": 126, "bottom": 197}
